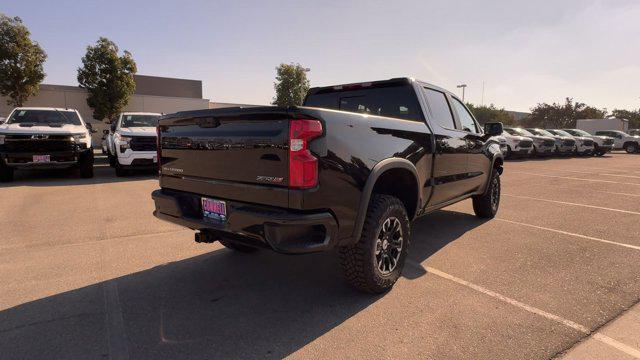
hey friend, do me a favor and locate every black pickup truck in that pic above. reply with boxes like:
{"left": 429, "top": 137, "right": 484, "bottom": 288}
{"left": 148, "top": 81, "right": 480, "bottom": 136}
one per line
{"left": 152, "top": 78, "right": 504, "bottom": 293}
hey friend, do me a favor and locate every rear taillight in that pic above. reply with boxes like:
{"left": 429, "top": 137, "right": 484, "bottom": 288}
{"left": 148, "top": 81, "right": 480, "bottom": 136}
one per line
{"left": 289, "top": 119, "right": 323, "bottom": 189}
{"left": 156, "top": 125, "right": 162, "bottom": 175}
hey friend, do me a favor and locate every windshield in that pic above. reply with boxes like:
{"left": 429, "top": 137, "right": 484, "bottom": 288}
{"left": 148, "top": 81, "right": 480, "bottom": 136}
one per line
{"left": 564, "top": 129, "right": 590, "bottom": 136}
{"left": 7, "top": 109, "right": 82, "bottom": 126}
{"left": 505, "top": 128, "right": 533, "bottom": 136}
{"left": 120, "top": 114, "right": 160, "bottom": 128}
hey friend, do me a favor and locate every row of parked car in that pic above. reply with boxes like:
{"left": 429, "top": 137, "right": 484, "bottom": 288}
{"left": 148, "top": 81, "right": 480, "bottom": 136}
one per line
{"left": 494, "top": 126, "right": 640, "bottom": 158}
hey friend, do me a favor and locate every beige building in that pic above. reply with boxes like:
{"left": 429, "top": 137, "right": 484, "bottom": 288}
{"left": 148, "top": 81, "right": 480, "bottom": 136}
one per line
{"left": 0, "top": 75, "right": 210, "bottom": 146}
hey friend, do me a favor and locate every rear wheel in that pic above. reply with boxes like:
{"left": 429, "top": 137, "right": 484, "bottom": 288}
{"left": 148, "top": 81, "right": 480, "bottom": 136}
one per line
{"left": 340, "top": 194, "right": 410, "bottom": 294}
{"left": 0, "top": 164, "right": 14, "bottom": 182}
{"left": 472, "top": 170, "right": 500, "bottom": 219}
{"left": 219, "top": 238, "right": 259, "bottom": 253}
{"left": 624, "top": 142, "right": 638, "bottom": 154}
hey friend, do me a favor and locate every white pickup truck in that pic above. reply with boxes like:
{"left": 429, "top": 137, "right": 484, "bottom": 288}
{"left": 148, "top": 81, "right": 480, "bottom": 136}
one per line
{"left": 105, "top": 112, "right": 161, "bottom": 176}
{"left": 594, "top": 130, "right": 640, "bottom": 153}
{"left": 0, "top": 107, "right": 94, "bottom": 181}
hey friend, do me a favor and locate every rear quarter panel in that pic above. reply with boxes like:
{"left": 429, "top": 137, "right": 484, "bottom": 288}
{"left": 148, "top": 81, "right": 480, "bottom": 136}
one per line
{"left": 295, "top": 107, "right": 434, "bottom": 241}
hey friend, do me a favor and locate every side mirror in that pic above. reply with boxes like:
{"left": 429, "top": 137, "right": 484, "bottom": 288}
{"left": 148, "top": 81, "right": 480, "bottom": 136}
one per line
{"left": 484, "top": 122, "right": 503, "bottom": 136}
{"left": 110, "top": 122, "right": 117, "bottom": 132}
{"left": 103, "top": 129, "right": 110, "bottom": 135}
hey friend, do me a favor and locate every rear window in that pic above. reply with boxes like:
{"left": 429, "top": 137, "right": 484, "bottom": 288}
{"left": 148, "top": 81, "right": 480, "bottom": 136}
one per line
{"left": 304, "top": 84, "right": 424, "bottom": 122}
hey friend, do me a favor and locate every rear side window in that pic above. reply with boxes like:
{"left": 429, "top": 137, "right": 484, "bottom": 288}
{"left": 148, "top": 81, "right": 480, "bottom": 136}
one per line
{"left": 304, "top": 84, "right": 425, "bottom": 122}
{"left": 423, "top": 88, "right": 455, "bottom": 130}
{"left": 451, "top": 98, "right": 479, "bottom": 133}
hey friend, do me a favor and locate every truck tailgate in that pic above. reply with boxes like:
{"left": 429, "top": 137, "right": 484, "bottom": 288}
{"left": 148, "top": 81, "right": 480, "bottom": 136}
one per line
{"left": 158, "top": 108, "right": 292, "bottom": 207}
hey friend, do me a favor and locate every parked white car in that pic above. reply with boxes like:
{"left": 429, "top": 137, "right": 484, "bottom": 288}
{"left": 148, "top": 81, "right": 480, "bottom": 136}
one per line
{"left": 505, "top": 127, "right": 555, "bottom": 156}
{"left": 0, "top": 107, "right": 94, "bottom": 181}
{"left": 525, "top": 128, "right": 575, "bottom": 156}
{"left": 594, "top": 130, "right": 640, "bottom": 153}
{"left": 548, "top": 129, "right": 594, "bottom": 155}
{"left": 563, "top": 129, "right": 614, "bottom": 156}
{"left": 501, "top": 128, "right": 534, "bottom": 158}
{"left": 105, "top": 112, "right": 161, "bottom": 176}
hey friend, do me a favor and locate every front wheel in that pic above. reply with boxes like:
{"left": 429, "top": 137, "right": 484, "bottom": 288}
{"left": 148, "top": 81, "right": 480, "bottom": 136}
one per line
{"left": 472, "top": 170, "right": 500, "bottom": 219}
{"left": 0, "top": 165, "right": 14, "bottom": 182}
{"left": 115, "top": 162, "right": 127, "bottom": 177}
{"left": 624, "top": 143, "right": 638, "bottom": 154}
{"left": 79, "top": 159, "right": 94, "bottom": 178}
{"left": 340, "top": 194, "right": 410, "bottom": 294}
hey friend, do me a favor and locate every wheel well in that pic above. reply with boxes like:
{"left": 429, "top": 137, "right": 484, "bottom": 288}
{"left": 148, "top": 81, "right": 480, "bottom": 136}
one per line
{"left": 371, "top": 168, "right": 419, "bottom": 219}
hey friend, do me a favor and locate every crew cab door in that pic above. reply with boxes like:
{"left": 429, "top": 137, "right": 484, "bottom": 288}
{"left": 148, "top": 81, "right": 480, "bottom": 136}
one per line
{"left": 420, "top": 87, "right": 472, "bottom": 205}
{"left": 449, "top": 96, "right": 488, "bottom": 193}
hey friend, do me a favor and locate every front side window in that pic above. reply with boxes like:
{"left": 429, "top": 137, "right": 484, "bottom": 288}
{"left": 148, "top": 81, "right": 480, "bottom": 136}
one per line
{"left": 451, "top": 98, "right": 479, "bottom": 133}
{"left": 423, "top": 88, "right": 455, "bottom": 130}
{"left": 8, "top": 109, "right": 82, "bottom": 126}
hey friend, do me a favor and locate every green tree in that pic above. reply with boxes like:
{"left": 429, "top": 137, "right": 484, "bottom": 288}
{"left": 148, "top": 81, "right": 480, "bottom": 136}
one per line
{"left": 466, "top": 103, "right": 516, "bottom": 126}
{"left": 272, "top": 63, "right": 310, "bottom": 106}
{"left": 0, "top": 14, "right": 47, "bottom": 107}
{"left": 524, "top": 98, "right": 606, "bottom": 128}
{"left": 610, "top": 109, "right": 640, "bottom": 129}
{"left": 77, "top": 37, "right": 137, "bottom": 121}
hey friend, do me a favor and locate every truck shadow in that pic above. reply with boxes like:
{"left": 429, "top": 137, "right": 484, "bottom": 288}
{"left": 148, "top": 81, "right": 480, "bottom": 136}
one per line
{"left": 0, "top": 209, "right": 485, "bottom": 359}
{"left": 0, "top": 159, "right": 156, "bottom": 188}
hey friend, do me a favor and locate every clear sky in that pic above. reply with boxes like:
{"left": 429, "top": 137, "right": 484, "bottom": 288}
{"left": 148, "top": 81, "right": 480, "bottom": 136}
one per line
{"left": 3, "top": 0, "right": 639, "bottom": 112}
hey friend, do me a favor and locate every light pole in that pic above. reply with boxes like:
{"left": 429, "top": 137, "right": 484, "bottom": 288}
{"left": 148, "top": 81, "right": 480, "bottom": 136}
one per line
{"left": 457, "top": 84, "right": 467, "bottom": 102}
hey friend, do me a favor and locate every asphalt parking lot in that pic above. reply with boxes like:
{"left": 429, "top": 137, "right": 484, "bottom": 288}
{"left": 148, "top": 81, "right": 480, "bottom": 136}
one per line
{"left": 1, "top": 153, "right": 639, "bottom": 359}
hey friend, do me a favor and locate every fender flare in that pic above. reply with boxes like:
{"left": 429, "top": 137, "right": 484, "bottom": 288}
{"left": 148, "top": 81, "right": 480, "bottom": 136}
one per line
{"left": 350, "top": 158, "right": 420, "bottom": 243}
{"left": 482, "top": 154, "right": 504, "bottom": 194}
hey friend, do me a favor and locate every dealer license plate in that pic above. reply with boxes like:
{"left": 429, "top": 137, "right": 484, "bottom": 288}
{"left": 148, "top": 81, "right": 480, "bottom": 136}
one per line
{"left": 201, "top": 197, "right": 227, "bottom": 222}
{"left": 33, "top": 155, "right": 50, "bottom": 163}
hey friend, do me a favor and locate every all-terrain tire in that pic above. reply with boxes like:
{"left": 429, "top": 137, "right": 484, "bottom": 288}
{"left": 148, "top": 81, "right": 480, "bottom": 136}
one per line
{"left": 472, "top": 169, "right": 501, "bottom": 219}
{"left": 339, "top": 194, "right": 410, "bottom": 294}
{"left": 219, "top": 238, "right": 259, "bottom": 253}
{"left": 109, "top": 154, "right": 116, "bottom": 167}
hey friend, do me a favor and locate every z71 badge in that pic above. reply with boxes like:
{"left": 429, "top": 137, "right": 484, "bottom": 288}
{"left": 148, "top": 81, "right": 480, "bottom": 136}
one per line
{"left": 256, "top": 176, "right": 284, "bottom": 183}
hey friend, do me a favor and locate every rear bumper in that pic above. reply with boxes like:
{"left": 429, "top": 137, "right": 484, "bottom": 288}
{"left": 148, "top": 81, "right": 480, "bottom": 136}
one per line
{"left": 152, "top": 188, "right": 339, "bottom": 254}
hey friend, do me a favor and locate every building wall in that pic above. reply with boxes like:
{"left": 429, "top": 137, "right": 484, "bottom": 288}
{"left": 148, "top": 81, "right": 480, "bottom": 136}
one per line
{"left": 133, "top": 75, "right": 202, "bottom": 99}
{"left": 1, "top": 85, "right": 209, "bottom": 146}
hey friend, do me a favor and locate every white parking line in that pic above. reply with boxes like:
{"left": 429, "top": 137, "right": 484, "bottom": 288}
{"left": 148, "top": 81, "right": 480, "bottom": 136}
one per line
{"left": 503, "top": 194, "right": 640, "bottom": 216}
{"left": 508, "top": 171, "right": 640, "bottom": 186}
{"left": 420, "top": 265, "right": 640, "bottom": 359}
{"left": 592, "top": 333, "right": 640, "bottom": 358}
{"left": 553, "top": 169, "right": 640, "bottom": 180}
{"left": 495, "top": 218, "right": 640, "bottom": 251}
